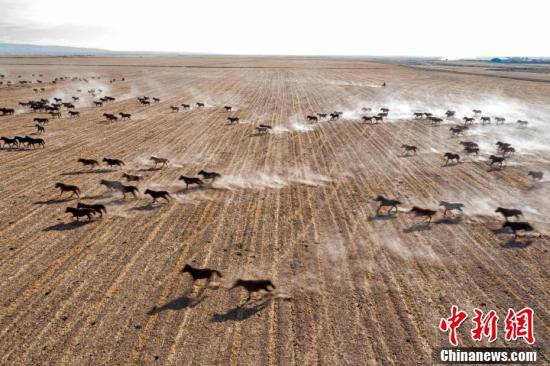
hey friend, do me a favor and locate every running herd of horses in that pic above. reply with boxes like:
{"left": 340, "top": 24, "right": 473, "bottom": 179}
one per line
{"left": 0, "top": 71, "right": 544, "bottom": 306}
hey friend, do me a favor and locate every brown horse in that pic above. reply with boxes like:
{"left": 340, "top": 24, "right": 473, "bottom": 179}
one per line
{"left": 144, "top": 189, "right": 171, "bottom": 202}
{"left": 65, "top": 207, "right": 93, "bottom": 221}
{"left": 410, "top": 206, "right": 437, "bottom": 224}
{"left": 443, "top": 152, "right": 460, "bottom": 165}
{"left": 55, "top": 182, "right": 80, "bottom": 198}
{"left": 230, "top": 279, "right": 276, "bottom": 303}
{"left": 179, "top": 176, "right": 204, "bottom": 189}
{"left": 78, "top": 158, "right": 99, "bottom": 168}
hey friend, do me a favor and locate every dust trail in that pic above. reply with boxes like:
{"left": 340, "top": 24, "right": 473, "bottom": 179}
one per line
{"left": 214, "top": 166, "right": 332, "bottom": 190}
{"left": 271, "top": 115, "right": 316, "bottom": 134}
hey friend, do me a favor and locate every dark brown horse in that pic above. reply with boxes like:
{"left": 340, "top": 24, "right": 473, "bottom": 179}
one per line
{"left": 230, "top": 279, "right": 276, "bottom": 303}
{"left": 409, "top": 206, "right": 437, "bottom": 223}
{"left": 78, "top": 158, "right": 99, "bottom": 168}
{"left": 179, "top": 176, "right": 204, "bottom": 189}
{"left": 144, "top": 189, "right": 171, "bottom": 202}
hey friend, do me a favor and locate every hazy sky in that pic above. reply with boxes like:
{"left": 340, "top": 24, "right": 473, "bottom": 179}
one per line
{"left": 1, "top": 0, "right": 548, "bottom": 57}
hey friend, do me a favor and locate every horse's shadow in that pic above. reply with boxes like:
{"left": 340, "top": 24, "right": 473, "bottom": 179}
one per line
{"left": 441, "top": 162, "right": 461, "bottom": 168}
{"left": 367, "top": 213, "right": 397, "bottom": 221}
{"left": 106, "top": 198, "right": 127, "bottom": 206}
{"left": 60, "top": 169, "right": 114, "bottom": 176}
{"left": 132, "top": 202, "right": 159, "bottom": 211}
{"left": 82, "top": 193, "right": 111, "bottom": 200}
{"left": 210, "top": 299, "right": 269, "bottom": 323}
{"left": 34, "top": 197, "right": 73, "bottom": 205}
{"left": 43, "top": 220, "right": 92, "bottom": 231}
{"left": 148, "top": 294, "right": 207, "bottom": 315}
{"left": 137, "top": 167, "right": 161, "bottom": 172}
{"left": 403, "top": 223, "right": 432, "bottom": 233}
{"left": 487, "top": 166, "right": 504, "bottom": 173}
{"left": 175, "top": 186, "right": 204, "bottom": 195}
{"left": 501, "top": 239, "right": 533, "bottom": 249}
{"left": 435, "top": 216, "right": 462, "bottom": 225}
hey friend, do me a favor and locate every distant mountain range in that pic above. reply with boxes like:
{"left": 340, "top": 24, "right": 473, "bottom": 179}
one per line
{"left": 0, "top": 42, "right": 115, "bottom": 56}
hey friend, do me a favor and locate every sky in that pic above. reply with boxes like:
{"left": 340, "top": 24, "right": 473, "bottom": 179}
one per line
{"left": 0, "top": 0, "right": 548, "bottom": 58}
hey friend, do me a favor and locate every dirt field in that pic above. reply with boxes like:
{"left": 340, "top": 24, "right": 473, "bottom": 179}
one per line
{"left": 0, "top": 56, "right": 548, "bottom": 365}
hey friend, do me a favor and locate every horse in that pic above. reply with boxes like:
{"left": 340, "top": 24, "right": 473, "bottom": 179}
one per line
{"left": 120, "top": 184, "right": 139, "bottom": 199}
{"left": 413, "top": 112, "right": 424, "bottom": 119}
{"left": 373, "top": 116, "right": 384, "bottom": 123}
{"left": 495, "top": 117, "right": 505, "bottom": 124}
{"left": 25, "top": 136, "right": 45, "bottom": 148}
{"left": 517, "top": 120, "right": 528, "bottom": 127}
{"left": 94, "top": 101, "right": 103, "bottom": 107}
{"left": 463, "top": 117, "right": 475, "bottom": 125}
{"left": 33, "top": 117, "right": 49, "bottom": 124}
{"left": 77, "top": 202, "right": 106, "bottom": 218}
{"left": 35, "top": 124, "right": 45, "bottom": 134}
{"left": 329, "top": 112, "right": 339, "bottom": 121}
{"left": 496, "top": 142, "right": 511, "bottom": 151}
{"left": 528, "top": 171, "right": 543, "bottom": 181}
{"left": 500, "top": 146, "right": 515, "bottom": 156}
{"left": 401, "top": 144, "right": 417, "bottom": 156}
{"left": 0, "top": 137, "right": 18, "bottom": 149}
{"left": 480, "top": 116, "right": 491, "bottom": 124}
{"left": 227, "top": 117, "right": 239, "bottom": 124}
{"left": 196, "top": 102, "right": 205, "bottom": 108}
{"left": 495, "top": 207, "right": 523, "bottom": 221}
{"left": 170, "top": 106, "right": 179, "bottom": 112}
{"left": 472, "top": 109, "right": 482, "bottom": 115}
{"left": 445, "top": 110, "right": 456, "bottom": 118}
{"left": 429, "top": 117, "right": 443, "bottom": 125}
{"left": 68, "top": 111, "right": 80, "bottom": 118}
{"left": 144, "top": 189, "right": 171, "bottom": 202}
{"left": 179, "top": 176, "right": 204, "bottom": 189}
{"left": 78, "top": 158, "right": 99, "bottom": 168}
{"left": 439, "top": 201, "right": 464, "bottom": 216}
{"left": 122, "top": 173, "right": 142, "bottom": 182}
{"left": 362, "top": 116, "right": 374, "bottom": 123}
{"left": 181, "top": 264, "right": 222, "bottom": 288}
{"left": 489, "top": 155, "right": 505, "bottom": 168}
{"left": 450, "top": 126, "right": 466, "bottom": 136}
{"left": 230, "top": 279, "right": 276, "bottom": 303}
{"left": 306, "top": 115, "right": 318, "bottom": 122}
{"left": 463, "top": 146, "right": 479, "bottom": 155}
{"left": 374, "top": 195, "right": 401, "bottom": 215}
{"left": 255, "top": 125, "right": 271, "bottom": 134}
{"left": 65, "top": 207, "right": 93, "bottom": 221}
{"left": 502, "top": 222, "right": 534, "bottom": 239}
{"left": 224, "top": 106, "right": 232, "bottom": 112}
{"left": 443, "top": 152, "right": 460, "bottom": 165}
{"left": 380, "top": 107, "right": 390, "bottom": 113}
{"left": 150, "top": 156, "right": 169, "bottom": 168}
{"left": 198, "top": 170, "right": 221, "bottom": 181}
{"left": 119, "top": 112, "right": 131, "bottom": 120}
{"left": 103, "top": 113, "right": 118, "bottom": 121}
{"left": 103, "top": 157, "right": 125, "bottom": 167}
{"left": 318, "top": 113, "right": 327, "bottom": 119}
{"left": 55, "top": 182, "right": 80, "bottom": 198}
{"left": 181, "top": 103, "right": 190, "bottom": 110}
{"left": 409, "top": 206, "right": 437, "bottom": 224}
{"left": 153, "top": 97, "right": 160, "bottom": 103}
